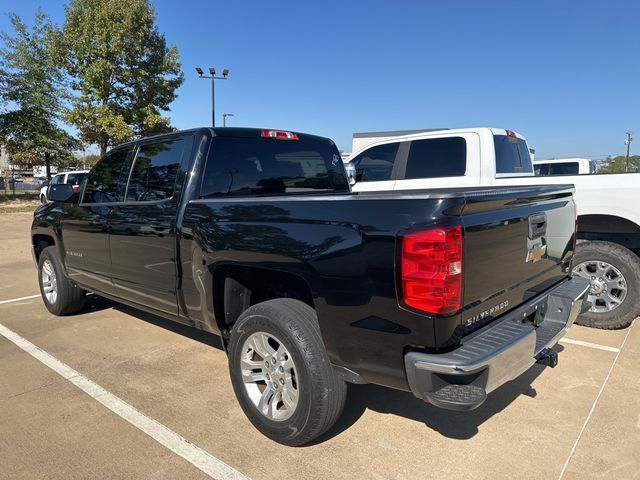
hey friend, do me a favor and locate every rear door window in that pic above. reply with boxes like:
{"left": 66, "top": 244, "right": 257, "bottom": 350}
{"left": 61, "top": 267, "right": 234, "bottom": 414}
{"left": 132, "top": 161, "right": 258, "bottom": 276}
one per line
{"left": 201, "top": 137, "right": 348, "bottom": 197}
{"left": 548, "top": 162, "right": 579, "bottom": 175}
{"left": 125, "top": 139, "right": 184, "bottom": 202}
{"left": 349, "top": 142, "right": 400, "bottom": 182}
{"left": 494, "top": 135, "right": 533, "bottom": 175}
{"left": 404, "top": 137, "right": 466, "bottom": 179}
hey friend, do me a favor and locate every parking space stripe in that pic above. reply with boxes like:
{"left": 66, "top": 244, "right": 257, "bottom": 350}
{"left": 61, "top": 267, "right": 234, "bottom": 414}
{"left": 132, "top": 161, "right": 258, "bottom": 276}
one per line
{"left": 0, "top": 294, "right": 40, "bottom": 305}
{"left": 559, "top": 337, "right": 620, "bottom": 353}
{"left": 558, "top": 324, "right": 634, "bottom": 480}
{"left": 0, "top": 322, "right": 250, "bottom": 480}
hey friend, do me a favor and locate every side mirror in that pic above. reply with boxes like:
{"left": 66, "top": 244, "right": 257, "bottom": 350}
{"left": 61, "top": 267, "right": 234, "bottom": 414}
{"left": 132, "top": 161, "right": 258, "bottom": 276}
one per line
{"left": 344, "top": 162, "right": 357, "bottom": 186}
{"left": 48, "top": 184, "right": 77, "bottom": 203}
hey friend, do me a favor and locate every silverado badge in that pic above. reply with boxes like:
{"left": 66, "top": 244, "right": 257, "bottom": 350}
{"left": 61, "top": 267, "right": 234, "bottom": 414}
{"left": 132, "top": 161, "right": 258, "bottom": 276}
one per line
{"left": 526, "top": 243, "right": 547, "bottom": 263}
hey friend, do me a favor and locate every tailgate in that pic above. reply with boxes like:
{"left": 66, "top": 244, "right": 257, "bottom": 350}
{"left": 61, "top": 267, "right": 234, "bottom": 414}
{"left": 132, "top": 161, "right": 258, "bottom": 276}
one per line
{"left": 457, "top": 185, "right": 576, "bottom": 332}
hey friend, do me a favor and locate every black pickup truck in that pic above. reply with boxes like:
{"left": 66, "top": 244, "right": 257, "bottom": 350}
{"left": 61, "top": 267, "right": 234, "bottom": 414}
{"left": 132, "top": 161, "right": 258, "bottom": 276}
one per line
{"left": 31, "top": 127, "right": 589, "bottom": 445}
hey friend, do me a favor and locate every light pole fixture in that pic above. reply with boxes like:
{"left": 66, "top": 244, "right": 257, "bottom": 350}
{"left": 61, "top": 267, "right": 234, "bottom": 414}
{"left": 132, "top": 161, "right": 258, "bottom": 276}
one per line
{"left": 222, "top": 113, "right": 235, "bottom": 127}
{"left": 195, "top": 66, "right": 230, "bottom": 127}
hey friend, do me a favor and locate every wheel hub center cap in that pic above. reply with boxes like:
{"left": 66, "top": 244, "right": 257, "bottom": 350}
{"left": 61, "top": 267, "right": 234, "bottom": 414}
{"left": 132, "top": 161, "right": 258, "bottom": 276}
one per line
{"left": 590, "top": 278, "right": 606, "bottom": 294}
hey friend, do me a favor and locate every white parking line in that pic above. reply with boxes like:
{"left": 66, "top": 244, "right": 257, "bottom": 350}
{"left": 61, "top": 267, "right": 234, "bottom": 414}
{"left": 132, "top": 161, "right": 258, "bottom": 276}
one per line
{"left": 0, "top": 294, "right": 40, "bottom": 305}
{"left": 559, "top": 337, "right": 621, "bottom": 353}
{"left": 558, "top": 324, "right": 633, "bottom": 480}
{"left": 0, "top": 322, "right": 250, "bottom": 480}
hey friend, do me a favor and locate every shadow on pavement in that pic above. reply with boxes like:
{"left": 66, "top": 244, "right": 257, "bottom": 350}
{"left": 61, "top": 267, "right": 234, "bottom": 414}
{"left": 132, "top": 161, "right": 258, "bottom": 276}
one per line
{"left": 313, "top": 362, "right": 548, "bottom": 444}
{"left": 82, "top": 294, "right": 224, "bottom": 351}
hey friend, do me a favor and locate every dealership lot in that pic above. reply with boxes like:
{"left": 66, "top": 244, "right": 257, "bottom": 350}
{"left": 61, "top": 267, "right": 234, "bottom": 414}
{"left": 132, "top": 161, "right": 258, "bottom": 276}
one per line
{"left": 1, "top": 212, "right": 639, "bottom": 480}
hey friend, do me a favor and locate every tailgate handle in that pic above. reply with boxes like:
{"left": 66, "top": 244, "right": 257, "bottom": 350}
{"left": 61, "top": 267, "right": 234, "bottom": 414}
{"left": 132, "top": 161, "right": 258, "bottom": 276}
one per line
{"left": 528, "top": 213, "right": 547, "bottom": 239}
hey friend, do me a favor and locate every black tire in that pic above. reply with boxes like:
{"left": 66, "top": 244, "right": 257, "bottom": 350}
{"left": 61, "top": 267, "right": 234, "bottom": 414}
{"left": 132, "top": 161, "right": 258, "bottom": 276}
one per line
{"left": 38, "top": 246, "right": 86, "bottom": 316}
{"left": 40, "top": 194, "right": 46, "bottom": 204}
{"left": 572, "top": 241, "right": 640, "bottom": 329}
{"left": 228, "top": 298, "right": 347, "bottom": 446}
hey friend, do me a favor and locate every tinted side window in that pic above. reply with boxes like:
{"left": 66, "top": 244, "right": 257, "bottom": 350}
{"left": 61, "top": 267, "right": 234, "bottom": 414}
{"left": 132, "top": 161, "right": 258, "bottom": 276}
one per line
{"left": 125, "top": 139, "right": 184, "bottom": 202}
{"left": 548, "top": 162, "right": 579, "bottom": 175}
{"left": 494, "top": 135, "right": 533, "bottom": 175}
{"left": 349, "top": 143, "right": 399, "bottom": 182}
{"left": 405, "top": 137, "right": 466, "bottom": 179}
{"left": 201, "top": 137, "right": 348, "bottom": 197}
{"left": 82, "top": 150, "right": 131, "bottom": 204}
{"left": 51, "top": 175, "right": 64, "bottom": 185}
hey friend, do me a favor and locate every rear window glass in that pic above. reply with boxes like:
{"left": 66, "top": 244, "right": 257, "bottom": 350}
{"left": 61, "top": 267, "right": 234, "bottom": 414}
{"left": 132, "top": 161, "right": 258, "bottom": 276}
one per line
{"left": 349, "top": 142, "right": 399, "bottom": 182}
{"left": 66, "top": 172, "right": 86, "bottom": 184}
{"left": 405, "top": 137, "right": 466, "bottom": 179}
{"left": 201, "top": 137, "right": 348, "bottom": 197}
{"left": 494, "top": 135, "right": 533, "bottom": 175}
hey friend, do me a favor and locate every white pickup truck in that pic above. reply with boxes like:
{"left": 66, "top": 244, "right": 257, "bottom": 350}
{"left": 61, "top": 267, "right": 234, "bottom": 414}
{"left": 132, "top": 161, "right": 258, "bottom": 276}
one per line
{"left": 534, "top": 158, "right": 596, "bottom": 176}
{"left": 345, "top": 127, "right": 640, "bottom": 329}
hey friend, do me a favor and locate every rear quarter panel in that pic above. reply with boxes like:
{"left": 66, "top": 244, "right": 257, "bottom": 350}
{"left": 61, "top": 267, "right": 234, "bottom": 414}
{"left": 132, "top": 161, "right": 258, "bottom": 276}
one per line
{"left": 180, "top": 194, "right": 464, "bottom": 390}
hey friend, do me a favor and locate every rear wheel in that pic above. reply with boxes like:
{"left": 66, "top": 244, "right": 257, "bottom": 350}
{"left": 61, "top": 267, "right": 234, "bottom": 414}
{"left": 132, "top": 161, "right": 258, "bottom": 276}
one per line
{"left": 38, "top": 246, "right": 85, "bottom": 316}
{"left": 40, "top": 194, "right": 46, "bottom": 203}
{"left": 228, "top": 298, "right": 346, "bottom": 446}
{"left": 572, "top": 241, "right": 640, "bottom": 329}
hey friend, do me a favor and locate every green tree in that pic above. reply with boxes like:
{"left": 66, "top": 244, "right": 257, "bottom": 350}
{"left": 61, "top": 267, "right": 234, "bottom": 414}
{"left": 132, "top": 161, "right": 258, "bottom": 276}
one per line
{"left": 599, "top": 155, "right": 640, "bottom": 173}
{"left": 58, "top": 0, "right": 184, "bottom": 156}
{"left": 0, "top": 11, "right": 78, "bottom": 179}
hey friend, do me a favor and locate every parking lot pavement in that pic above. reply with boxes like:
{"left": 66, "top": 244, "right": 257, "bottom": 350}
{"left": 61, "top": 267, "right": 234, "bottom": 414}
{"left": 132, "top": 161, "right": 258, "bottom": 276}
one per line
{"left": 2, "top": 211, "right": 639, "bottom": 479}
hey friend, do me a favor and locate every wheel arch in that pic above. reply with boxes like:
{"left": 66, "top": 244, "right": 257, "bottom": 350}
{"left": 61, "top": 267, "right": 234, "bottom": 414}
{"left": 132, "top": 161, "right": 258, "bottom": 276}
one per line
{"left": 32, "top": 234, "right": 56, "bottom": 263}
{"left": 578, "top": 214, "right": 640, "bottom": 250}
{"left": 212, "top": 264, "right": 316, "bottom": 338}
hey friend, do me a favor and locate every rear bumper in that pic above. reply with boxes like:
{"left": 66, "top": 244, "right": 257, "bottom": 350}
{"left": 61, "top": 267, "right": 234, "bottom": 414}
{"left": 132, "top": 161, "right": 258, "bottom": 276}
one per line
{"left": 404, "top": 277, "right": 590, "bottom": 411}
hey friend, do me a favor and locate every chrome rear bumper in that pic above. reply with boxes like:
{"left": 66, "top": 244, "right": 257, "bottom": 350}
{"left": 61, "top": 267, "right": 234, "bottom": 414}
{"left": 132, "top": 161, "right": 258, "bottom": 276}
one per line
{"left": 404, "top": 277, "right": 590, "bottom": 411}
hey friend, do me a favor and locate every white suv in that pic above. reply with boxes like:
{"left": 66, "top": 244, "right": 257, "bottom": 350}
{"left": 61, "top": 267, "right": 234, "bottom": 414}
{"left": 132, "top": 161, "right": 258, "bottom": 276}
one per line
{"left": 40, "top": 171, "right": 89, "bottom": 203}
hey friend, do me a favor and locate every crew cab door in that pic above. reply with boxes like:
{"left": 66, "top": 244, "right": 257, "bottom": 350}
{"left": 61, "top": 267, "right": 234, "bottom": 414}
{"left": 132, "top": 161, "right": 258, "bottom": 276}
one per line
{"left": 108, "top": 135, "right": 191, "bottom": 315}
{"left": 62, "top": 148, "right": 133, "bottom": 295}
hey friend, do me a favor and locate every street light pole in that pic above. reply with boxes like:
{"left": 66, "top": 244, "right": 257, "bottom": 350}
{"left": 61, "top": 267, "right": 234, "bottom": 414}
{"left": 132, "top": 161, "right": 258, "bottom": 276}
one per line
{"left": 624, "top": 131, "right": 633, "bottom": 172}
{"left": 211, "top": 75, "right": 215, "bottom": 127}
{"left": 223, "top": 113, "right": 235, "bottom": 127}
{"left": 195, "top": 67, "right": 230, "bottom": 127}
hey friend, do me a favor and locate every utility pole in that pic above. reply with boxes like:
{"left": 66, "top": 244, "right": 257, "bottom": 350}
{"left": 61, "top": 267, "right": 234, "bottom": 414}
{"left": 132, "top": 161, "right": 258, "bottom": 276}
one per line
{"left": 195, "top": 67, "right": 230, "bottom": 127}
{"left": 625, "top": 131, "right": 632, "bottom": 172}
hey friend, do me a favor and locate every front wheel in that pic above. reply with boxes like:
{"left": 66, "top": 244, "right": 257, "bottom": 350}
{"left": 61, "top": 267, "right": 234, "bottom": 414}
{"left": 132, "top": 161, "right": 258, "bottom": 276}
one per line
{"left": 572, "top": 241, "right": 640, "bottom": 329}
{"left": 40, "top": 194, "right": 46, "bottom": 203}
{"left": 38, "top": 246, "right": 86, "bottom": 316}
{"left": 228, "top": 298, "right": 346, "bottom": 446}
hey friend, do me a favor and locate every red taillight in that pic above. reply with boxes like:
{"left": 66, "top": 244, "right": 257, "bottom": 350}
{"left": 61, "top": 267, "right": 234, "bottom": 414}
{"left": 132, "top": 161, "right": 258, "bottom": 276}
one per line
{"left": 72, "top": 184, "right": 79, "bottom": 193}
{"left": 261, "top": 130, "right": 299, "bottom": 140}
{"left": 505, "top": 129, "right": 516, "bottom": 137}
{"left": 400, "top": 225, "right": 463, "bottom": 315}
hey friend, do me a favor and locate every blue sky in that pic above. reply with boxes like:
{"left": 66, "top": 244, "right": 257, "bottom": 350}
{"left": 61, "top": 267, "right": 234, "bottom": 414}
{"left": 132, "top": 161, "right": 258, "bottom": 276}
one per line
{"left": 1, "top": 0, "right": 639, "bottom": 158}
